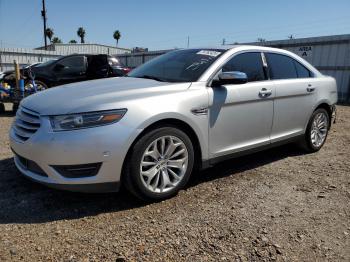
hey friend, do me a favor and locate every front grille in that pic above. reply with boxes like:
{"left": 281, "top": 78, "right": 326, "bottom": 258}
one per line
{"left": 15, "top": 153, "right": 48, "bottom": 177}
{"left": 13, "top": 107, "right": 41, "bottom": 142}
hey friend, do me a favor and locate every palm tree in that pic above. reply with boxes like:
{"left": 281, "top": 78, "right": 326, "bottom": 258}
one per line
{"left": 69, "top": 39, "right": 77, "bottom": 43}
{"left": 77, "top": 27, "right": 86, "bottom": 43}
{"left": 51, "top": 37, "right": 62, "bottom": 44}
{"left": 113, "top": 30, "right": 121, "bottom": 46}
{"left": 45, "top": 28, "right": 54, "bottom": 43}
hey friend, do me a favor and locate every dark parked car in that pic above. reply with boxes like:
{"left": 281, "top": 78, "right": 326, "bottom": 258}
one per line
{"left": 1, "top": 54, "right": 131, "bottom": 89}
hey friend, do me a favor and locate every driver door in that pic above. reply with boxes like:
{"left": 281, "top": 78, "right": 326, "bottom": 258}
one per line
{"left": 208, "top": 52, "right": 275, "bottom": 159}
{"left": 53, "top": 55, "right": 87, "bottom": 85}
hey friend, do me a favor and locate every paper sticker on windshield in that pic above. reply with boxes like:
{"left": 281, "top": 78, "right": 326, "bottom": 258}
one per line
{"left": 196, "top": 50, "right": 221, "bottom": 57}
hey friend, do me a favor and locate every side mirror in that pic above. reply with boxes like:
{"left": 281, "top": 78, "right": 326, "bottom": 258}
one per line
{"left": 212, "top": 71, "right": 248, "bottom": 86}
{"left": 54, "top": 63, "right": 65, "bottom": 71}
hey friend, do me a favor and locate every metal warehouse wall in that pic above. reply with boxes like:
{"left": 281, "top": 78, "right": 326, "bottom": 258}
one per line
{"left": 117, "top": 50, "right": 170, "bottom": 68}
{"left": 36, "top": 43, "right": 131, "bottom": 55}
{"left": 0, "top": 44, "right": 131, "bottom": 72}
{"left": 0, "top": 48, "right": 63, "bottom": 72}
{"left": 117, "top": 34, "right": 350, "bottom": 103}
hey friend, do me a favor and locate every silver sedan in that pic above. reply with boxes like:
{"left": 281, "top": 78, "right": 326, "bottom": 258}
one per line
{"left": 9, "top": 45, "right": 337, "bottom": 200}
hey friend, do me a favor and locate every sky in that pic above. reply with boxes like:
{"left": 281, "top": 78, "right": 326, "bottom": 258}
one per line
{"left": 0, "top": 0, "right": 350, "bottom": 50}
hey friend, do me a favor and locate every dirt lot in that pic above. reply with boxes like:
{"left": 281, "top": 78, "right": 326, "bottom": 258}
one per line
{"left": 0, "top": 104, "right": 349, "bottom": 261}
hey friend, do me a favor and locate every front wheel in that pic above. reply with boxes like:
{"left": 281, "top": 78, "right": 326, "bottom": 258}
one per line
{"left": 301, "top": 108, "right": 330, "bottom": 152}
{"left": 124, "top": 127, "right": 194, "bottom": 201}
{"left": 25, "top": 80, "right": 48, "bottom": 91}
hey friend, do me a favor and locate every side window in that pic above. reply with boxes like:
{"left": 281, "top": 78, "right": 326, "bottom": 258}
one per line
{"left": 59, "top": 56, "right": 86, "bottom": 71}
{"left": 222, "top": 52, "right": 265, "bottom": 82}
{"left": 266, "top": 53, "right": 297, "bottom": 80}
{"left": 294, "top": 60, "right": 312, "bottom": 78}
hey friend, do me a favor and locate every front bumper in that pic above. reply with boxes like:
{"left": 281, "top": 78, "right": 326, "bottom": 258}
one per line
{"left": 10, "top": 115, "right": 142, "bottom": 192}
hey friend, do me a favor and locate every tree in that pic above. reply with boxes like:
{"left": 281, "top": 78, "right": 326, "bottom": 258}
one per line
{"left": 51, "top": 37, "right": 62, "bottom": 44}
{"left": 77, "top": 27, "right": 86, "bottom": 43}
{"left": 257, "top": 38, "right": 266, "bottom": 42}
{"left": 113, "top": 30, "right": 121, "bottom": 46}
{"left": 45, "top": 28, "right": 54, "bottom": 43}
{"left": 69, "top": 39, "right": 77, "bottom": 43}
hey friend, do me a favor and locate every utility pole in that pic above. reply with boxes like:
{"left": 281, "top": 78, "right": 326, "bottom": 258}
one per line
{"left": 222, "top": 38, "right": 226, "bottom": 45}
{"left": 187, "top": 36, "right": 190, "bottom": 48}
{"left": 0, "top": 40, "right": 3, "bottom": 72}
{"left": 41, "top": 0, "right": 47, "bottom": 50}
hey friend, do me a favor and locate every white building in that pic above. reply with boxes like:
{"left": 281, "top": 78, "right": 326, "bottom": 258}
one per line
{"left": 35, "top": 43, "right": 131, "bottom": 55}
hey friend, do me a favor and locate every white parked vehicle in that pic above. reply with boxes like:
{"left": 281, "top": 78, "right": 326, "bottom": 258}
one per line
{"left": 10, "top": 45, "right": 337, "bottom": 200}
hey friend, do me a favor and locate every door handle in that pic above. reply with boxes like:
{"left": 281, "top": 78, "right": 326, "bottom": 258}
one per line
{"left": 307, "top": 87, "right": 315, "bottom": 92}
{"left": 259, "top": 88, "right": 272, "bottom": 98}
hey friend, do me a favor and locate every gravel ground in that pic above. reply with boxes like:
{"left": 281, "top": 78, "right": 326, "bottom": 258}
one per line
{"left": 0, "top": 103, "right": 349, "bottom": 261}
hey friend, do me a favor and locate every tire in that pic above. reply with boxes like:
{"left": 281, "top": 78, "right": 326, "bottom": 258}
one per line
{"left": 124, "top": 127, "right": 194, "bottom": 201}
{"left": 300, "top": 108, "right": 330, "bottom": 153}
{"left": 0, "top": 103, "right": 5, "bottom": 114}
{"left": 12, "top": 103, "right": 19, "bottom": 113}
{"left": 25, "top": 80, "right": 48, "bottom": 90}
{"left": 34, "top": 80, "right": 48, "bottom": 90}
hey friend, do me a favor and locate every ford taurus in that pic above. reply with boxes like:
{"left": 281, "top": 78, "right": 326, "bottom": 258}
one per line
{"left": 9, "top": 46, "right": 337, "bottom": 200}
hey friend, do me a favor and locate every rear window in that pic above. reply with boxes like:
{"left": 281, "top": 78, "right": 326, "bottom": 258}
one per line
{"left": 266, "top": 53, "right": 297, "bottom": 80}
{"left": 266, "top": 53, "right": 312, "bottom": 80}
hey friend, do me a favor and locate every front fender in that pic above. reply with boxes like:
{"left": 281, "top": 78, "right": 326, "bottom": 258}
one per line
{"left": 135, "top": 112, "right": 209, "bottom": 161}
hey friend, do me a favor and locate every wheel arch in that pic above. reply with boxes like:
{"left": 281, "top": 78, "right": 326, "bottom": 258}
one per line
{"left": 314, "top": 101, "right": 333, "bottom": 127}
{"left": 121, "top": 118, "right": 203, "bottom": 185}
{"left": 25, "top": 78, "right": 50, "bottom": 88}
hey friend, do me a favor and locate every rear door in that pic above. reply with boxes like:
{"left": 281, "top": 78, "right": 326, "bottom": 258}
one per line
{"left": 265, "top": 53, "right": 317, "bottom": 142}
{"left": 53, "top": 55, "right": 87, "bottom": 85}
{"left": 87, "top": 54, "right": 109, "bottom": 79}
{"left": 209, "top": 52, "right": 275, "bottom": 158}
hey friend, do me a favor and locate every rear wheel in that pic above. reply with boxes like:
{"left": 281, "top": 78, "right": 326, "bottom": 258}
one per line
{"left": 0, "top": 103, "right": 5, "bottom": 114}
{"left": 301, "top": 108, "right": 330, "bottom": 152}
{"left": 124, "top": 127, "right": 194, "bottom": 201}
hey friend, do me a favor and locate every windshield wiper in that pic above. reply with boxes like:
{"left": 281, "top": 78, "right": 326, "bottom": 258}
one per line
{"left": 137, "top": 75, "right": 167, "bottom": 82}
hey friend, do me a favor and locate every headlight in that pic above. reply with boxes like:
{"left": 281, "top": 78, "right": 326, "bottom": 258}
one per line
{"left": 50, "top": 109, "right": 127, "bottom": 131}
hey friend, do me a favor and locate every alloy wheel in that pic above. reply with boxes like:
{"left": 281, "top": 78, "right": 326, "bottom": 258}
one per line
{"left": 140, "top": 135, "right": 188, "bottom": 193}
{"left": 310, "top": 112, "right": 328, "bottom": 148}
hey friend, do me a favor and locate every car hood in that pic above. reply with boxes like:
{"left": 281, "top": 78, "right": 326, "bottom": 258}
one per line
{"left": 21, "top": 77, "right": 191, "bottom": 115}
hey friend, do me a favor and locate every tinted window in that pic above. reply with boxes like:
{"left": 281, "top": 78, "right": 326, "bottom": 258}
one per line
{"left": 36, "top": 59, "right": 58, "bottom": 67}
{"left": 222, "top": 52, "right": 265, "bottom": 82}
{"left": 294, "top": 61, "right": 311, "bottom": 78}
{"left": 128, "top": 49, "right": 224, "bottom": 82}
{"left": 266, "top": 53, "right": 297, "bottom": 80}
{"left": 59, "top": 56, "right": 86, "bottom": 70}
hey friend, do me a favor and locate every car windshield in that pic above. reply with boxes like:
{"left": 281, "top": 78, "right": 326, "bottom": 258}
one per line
{"left": 108, "top": 57, "right": 125, "bottom": 67}
{"left": 128, "top": 49, "right": 225, "bottom": 82}
{"left": 36, "top": 59, "right": 58, "bottom": 67}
